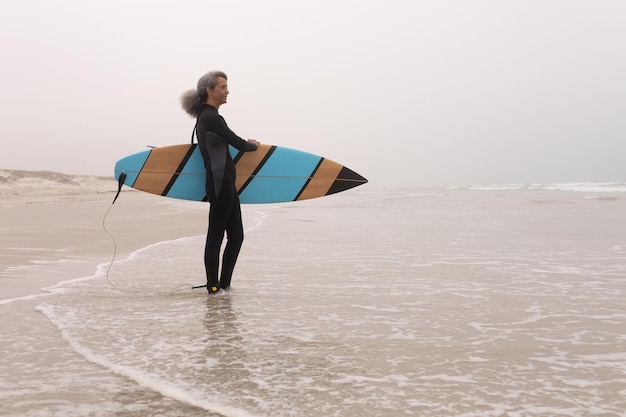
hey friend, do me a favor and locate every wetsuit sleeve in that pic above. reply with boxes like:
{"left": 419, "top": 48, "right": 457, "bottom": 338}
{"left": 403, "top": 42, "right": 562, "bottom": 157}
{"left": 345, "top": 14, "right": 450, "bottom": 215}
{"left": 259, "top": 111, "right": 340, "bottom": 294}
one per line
{"left": 206, "top": 114, "right": 257, "bottom": 152}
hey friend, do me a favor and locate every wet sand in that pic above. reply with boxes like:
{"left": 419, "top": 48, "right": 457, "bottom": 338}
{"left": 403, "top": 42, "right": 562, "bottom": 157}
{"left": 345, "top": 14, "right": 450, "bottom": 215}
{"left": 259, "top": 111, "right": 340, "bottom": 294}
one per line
{"left": 0, "top": 188, "right": 208, "bottom": 300}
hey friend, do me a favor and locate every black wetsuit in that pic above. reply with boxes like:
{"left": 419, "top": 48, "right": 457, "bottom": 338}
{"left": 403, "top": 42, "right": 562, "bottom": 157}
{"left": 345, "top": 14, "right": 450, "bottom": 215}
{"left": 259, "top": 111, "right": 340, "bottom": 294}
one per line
{"left": 196, "top": 104, "right": 257, "bottom": 290}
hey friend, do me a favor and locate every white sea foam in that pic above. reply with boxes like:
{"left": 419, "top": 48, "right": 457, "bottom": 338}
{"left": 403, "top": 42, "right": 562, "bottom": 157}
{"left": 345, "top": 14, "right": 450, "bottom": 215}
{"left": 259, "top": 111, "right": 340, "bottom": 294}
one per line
{"left": 449, "top": 181, "right": 626, "bottom": 193}
{"left": 36, "top": 303, "right": 261, "bottom": 417}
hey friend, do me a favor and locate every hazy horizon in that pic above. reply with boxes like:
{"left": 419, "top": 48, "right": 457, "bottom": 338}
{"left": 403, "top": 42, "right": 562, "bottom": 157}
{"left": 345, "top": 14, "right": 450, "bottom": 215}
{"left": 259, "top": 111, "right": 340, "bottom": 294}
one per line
{"left": 1, "top": 0, "right": 625, "bottom": 188}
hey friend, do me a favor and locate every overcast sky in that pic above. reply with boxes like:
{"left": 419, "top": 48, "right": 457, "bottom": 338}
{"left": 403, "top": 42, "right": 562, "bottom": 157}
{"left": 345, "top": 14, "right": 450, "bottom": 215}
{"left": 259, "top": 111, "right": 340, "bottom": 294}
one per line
{"left": 1, "top": 0, "right": 625, "bottom": 188}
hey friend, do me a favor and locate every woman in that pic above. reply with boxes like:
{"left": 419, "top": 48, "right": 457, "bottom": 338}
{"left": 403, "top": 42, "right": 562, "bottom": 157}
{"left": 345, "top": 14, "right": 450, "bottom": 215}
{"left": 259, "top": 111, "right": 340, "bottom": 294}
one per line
{"left": 180, "top": 71, "right": 259, "bottom": 294}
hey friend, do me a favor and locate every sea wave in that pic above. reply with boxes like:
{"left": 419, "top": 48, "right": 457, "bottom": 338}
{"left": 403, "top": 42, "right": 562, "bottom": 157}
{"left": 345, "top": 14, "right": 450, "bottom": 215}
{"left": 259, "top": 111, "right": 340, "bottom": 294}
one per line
{"left": 448, "top": 181, "right": 626, "bottom": 193}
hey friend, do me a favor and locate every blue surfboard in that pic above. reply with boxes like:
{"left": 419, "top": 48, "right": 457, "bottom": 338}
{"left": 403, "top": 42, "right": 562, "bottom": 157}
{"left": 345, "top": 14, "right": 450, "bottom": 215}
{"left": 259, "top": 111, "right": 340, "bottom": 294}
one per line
{"left": 114, "top": 143, "right": 367, "bottom": 204}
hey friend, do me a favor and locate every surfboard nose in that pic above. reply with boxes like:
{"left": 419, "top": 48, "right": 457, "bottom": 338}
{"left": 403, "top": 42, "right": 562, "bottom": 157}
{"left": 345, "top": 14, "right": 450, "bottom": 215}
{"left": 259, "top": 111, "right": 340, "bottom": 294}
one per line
{"left": 326, "top": 166, "right": 368, "bottom": 196}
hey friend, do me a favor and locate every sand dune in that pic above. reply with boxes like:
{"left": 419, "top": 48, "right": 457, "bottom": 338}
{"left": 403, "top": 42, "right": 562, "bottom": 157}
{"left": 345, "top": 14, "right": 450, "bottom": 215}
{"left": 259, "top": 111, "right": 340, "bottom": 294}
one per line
{"left": 0, "top": 169, "right": 117, "bottom": 205}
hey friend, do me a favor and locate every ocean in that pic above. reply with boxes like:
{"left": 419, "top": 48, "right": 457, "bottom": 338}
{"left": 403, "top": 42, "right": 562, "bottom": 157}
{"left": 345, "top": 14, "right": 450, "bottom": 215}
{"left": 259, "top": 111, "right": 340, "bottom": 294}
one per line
{"left": 1, "top": 182, "right": 626, "bottom": 416}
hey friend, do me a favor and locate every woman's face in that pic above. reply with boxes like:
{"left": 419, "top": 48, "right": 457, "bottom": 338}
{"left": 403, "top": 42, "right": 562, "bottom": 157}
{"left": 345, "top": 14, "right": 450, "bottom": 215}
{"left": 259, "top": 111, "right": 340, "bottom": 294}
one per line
{"left": 207, "top": 77, "right": 229, "bottom": 107}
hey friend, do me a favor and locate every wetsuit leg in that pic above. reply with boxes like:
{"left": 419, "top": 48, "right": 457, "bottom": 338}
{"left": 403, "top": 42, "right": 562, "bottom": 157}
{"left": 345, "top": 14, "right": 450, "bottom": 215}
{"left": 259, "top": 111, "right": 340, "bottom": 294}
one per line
{"left": 205, "top": 186, "right": 235, "bottom": 288}
{"left": 219, "top": 192, "right": 244, "bottom": 289}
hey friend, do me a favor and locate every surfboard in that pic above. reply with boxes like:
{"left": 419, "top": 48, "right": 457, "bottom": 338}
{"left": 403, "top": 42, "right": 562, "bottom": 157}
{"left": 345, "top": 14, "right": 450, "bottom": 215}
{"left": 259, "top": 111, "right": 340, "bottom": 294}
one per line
{"left": 114, "top": 143, "right": 367, "bottom": 204}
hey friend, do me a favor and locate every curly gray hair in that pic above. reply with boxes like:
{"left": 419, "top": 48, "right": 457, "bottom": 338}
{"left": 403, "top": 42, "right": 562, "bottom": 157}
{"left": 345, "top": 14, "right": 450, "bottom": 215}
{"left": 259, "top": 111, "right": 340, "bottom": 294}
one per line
{"left": 180, "top": 71, "right": 228, "bottom": 117}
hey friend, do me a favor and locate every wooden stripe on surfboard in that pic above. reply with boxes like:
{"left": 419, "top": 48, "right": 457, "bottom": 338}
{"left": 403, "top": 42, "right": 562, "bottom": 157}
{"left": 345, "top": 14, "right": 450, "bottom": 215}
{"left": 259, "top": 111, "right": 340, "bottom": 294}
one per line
{"left": 133, "top": 145, "right": 193, "bottom": 195}
{"left": 162, "top": 144, "right": 197, "bottom": 196}
{"left": 295, "top": 158, "right": 343, "bottom": 201}
{"left": 235, "top": 145, "right": 276, "bottom": 192}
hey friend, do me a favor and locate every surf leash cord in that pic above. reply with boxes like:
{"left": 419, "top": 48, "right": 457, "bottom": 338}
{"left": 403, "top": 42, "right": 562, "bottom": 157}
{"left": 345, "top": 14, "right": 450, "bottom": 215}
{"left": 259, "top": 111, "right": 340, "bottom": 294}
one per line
{"left": 101, "top": 171, "right": 140, "bottom": 294}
